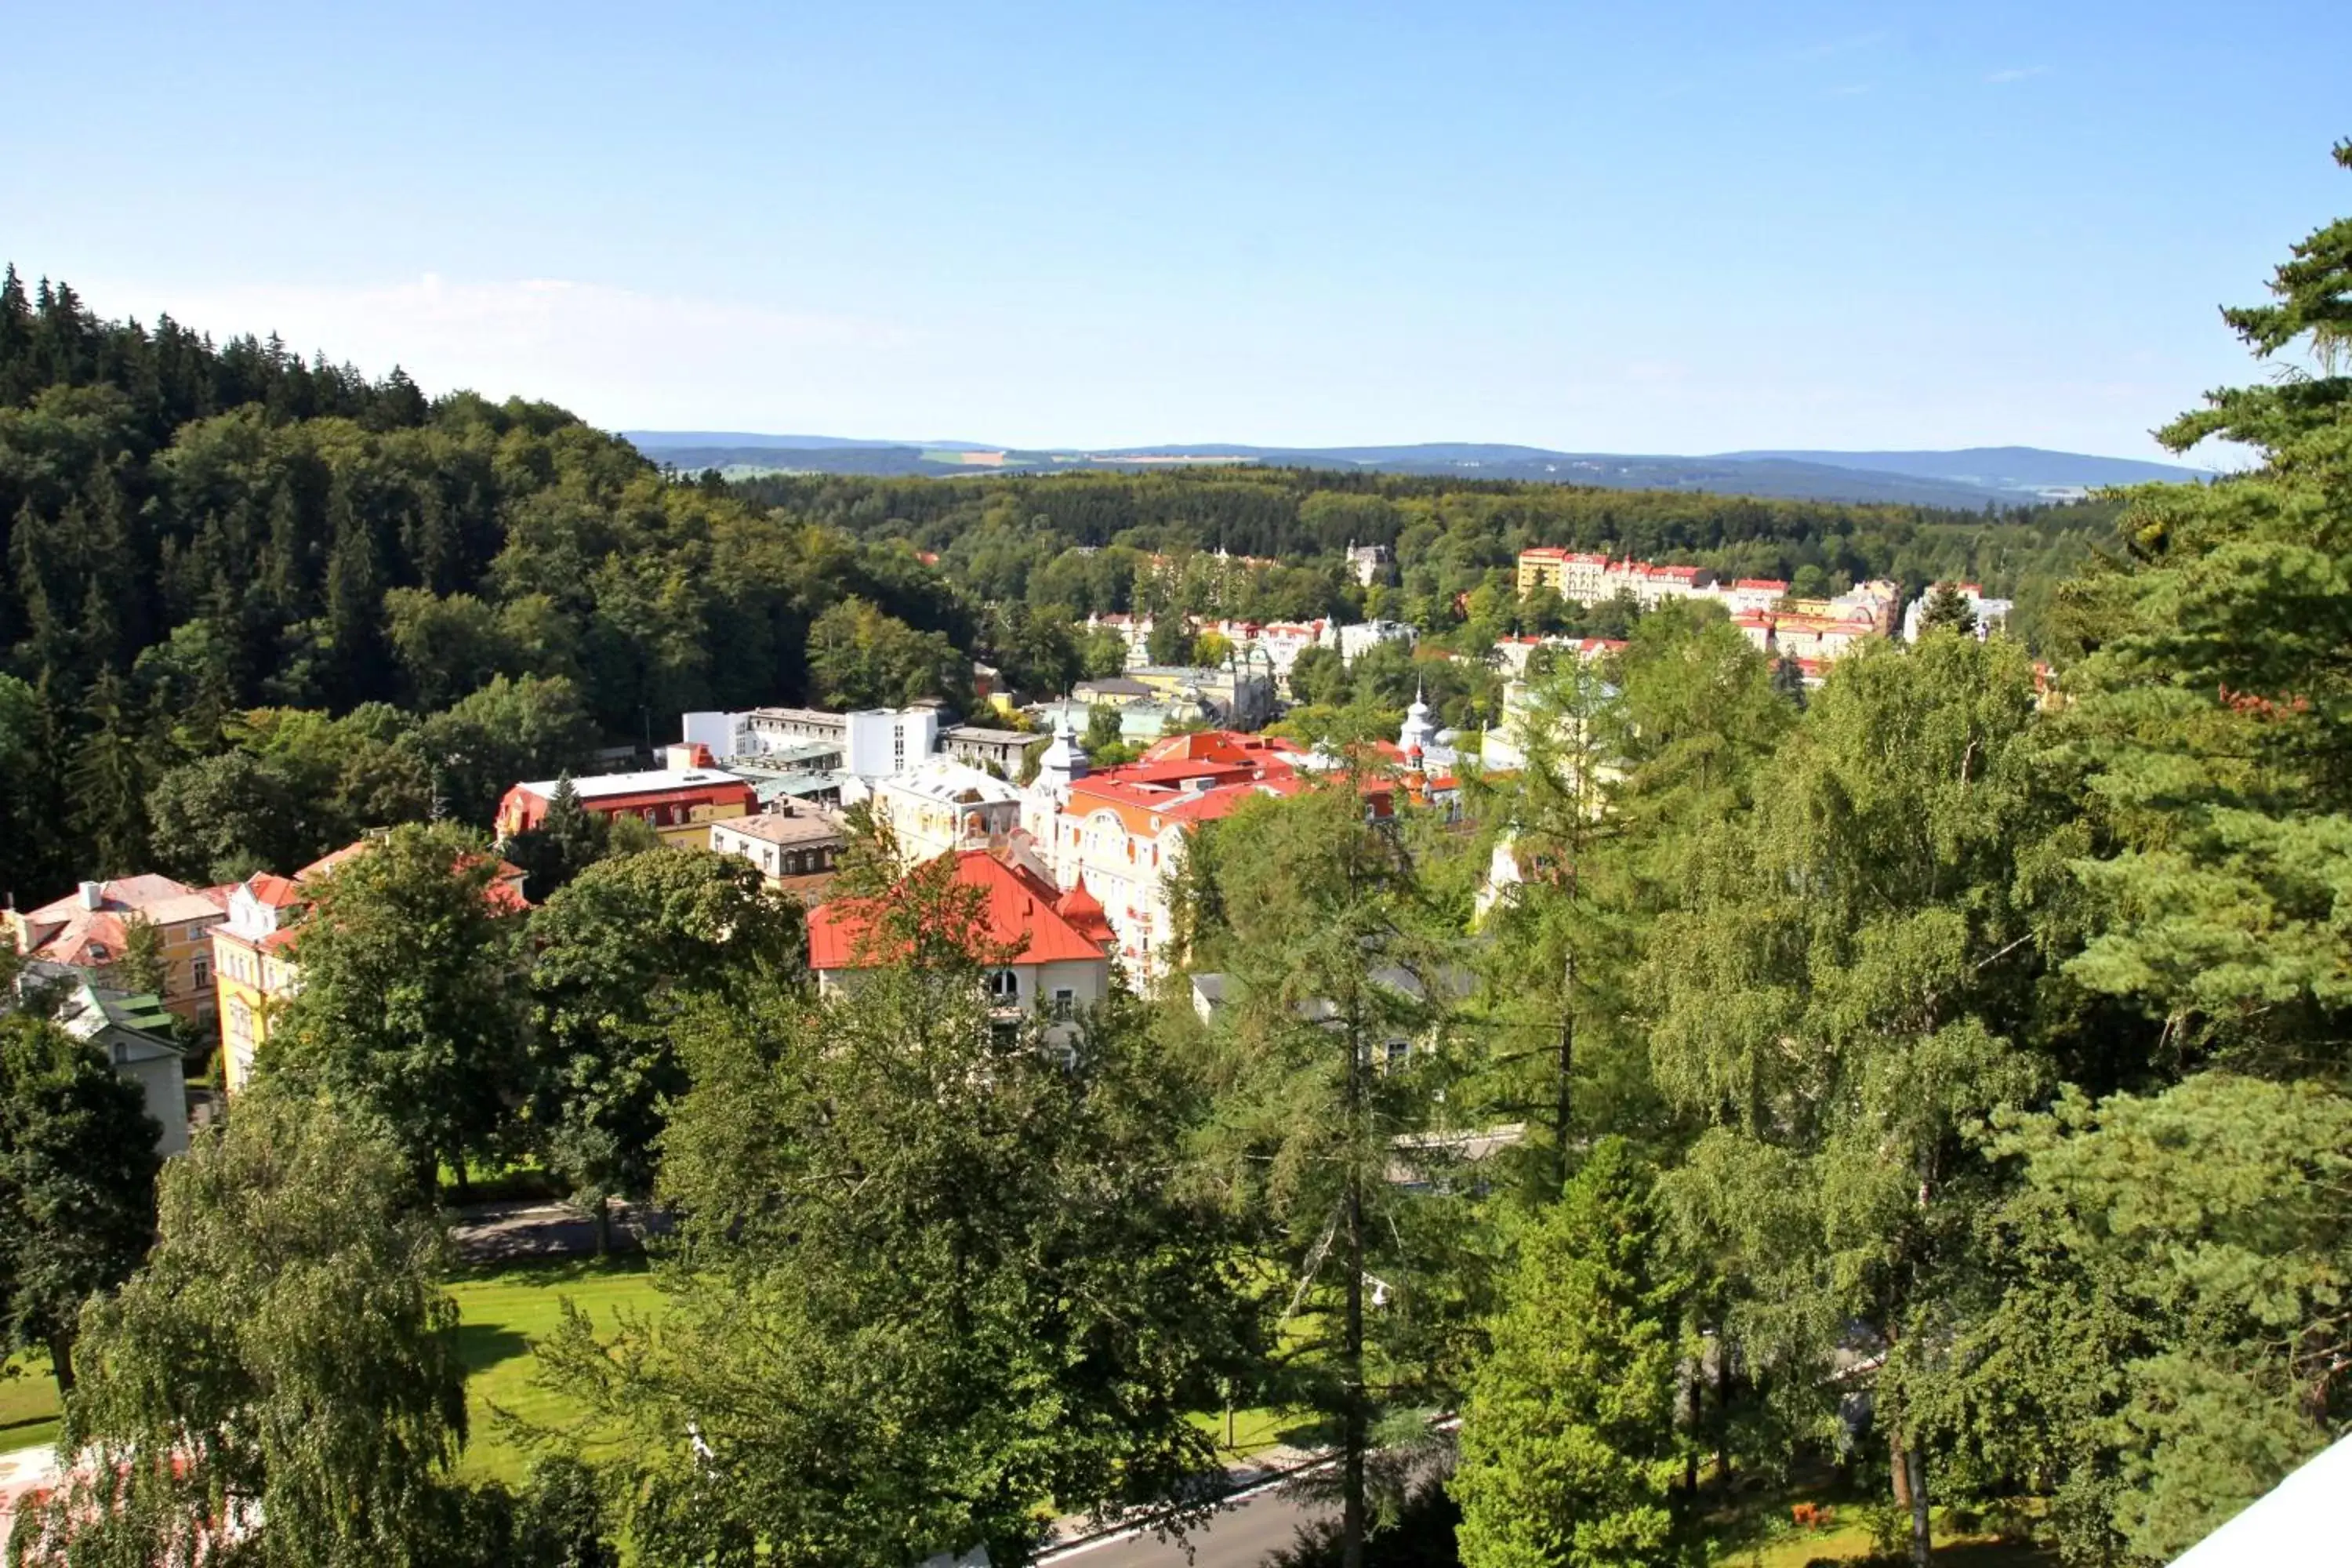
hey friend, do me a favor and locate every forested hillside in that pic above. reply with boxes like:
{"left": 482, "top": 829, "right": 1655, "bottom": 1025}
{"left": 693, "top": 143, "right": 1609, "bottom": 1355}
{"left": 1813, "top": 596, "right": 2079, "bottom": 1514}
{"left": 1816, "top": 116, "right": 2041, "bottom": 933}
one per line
{"left": 0, "top": 261, "right": 2105, "bottom": 907}
{"left": 726, "top": 466, "right": 2114, "bottom": 636}
{"left": 0, "top": 267, "right": 970, "bottom": 899}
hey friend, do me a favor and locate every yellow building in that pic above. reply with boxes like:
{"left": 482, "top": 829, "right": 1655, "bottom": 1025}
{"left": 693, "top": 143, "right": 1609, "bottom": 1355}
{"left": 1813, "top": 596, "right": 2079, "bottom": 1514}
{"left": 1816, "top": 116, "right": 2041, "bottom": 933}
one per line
{"left": 209, "top": 841, "right": 532, "bottom": 1094}
{"left": 208, "top": 873, "right": 306, "bottom": 1094}
{"left": 8, "top": 874, "right": 229, "bottom": 1028}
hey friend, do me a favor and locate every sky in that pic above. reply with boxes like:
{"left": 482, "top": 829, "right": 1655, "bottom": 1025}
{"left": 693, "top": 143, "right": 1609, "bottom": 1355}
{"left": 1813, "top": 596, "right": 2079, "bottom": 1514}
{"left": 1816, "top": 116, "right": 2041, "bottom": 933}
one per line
{"left": 4, "top": 2, "right": 2347, "bottom": 461}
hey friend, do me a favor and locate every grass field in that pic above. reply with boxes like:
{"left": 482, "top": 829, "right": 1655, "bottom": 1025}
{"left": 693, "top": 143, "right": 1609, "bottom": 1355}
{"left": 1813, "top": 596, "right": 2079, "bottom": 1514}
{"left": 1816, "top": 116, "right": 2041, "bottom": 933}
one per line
{"left": 0, "top": 1354, "right": 61, "bottom": 1457}
{"left": 447, "top": 1256, "right": 667, "bottom": 1486}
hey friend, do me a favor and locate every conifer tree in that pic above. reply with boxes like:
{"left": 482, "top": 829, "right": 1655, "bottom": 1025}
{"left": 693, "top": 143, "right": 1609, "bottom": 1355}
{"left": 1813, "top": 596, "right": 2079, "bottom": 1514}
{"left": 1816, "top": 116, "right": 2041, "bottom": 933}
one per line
{"left": 1454, "top": 1139, "right": 1690, "bottom": 1568}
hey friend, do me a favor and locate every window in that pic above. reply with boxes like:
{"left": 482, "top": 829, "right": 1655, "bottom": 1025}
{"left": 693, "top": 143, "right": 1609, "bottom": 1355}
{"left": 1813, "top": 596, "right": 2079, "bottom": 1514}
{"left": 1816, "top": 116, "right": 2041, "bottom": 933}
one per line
{"left": 192, "top": 958, "right": 211, "bottom": 989}
{"left": 1051, "top": 987, "right": 1076, "bottom": 1019}
{"left": 987, "top": 969, "right": 1020, "bottom": 1003}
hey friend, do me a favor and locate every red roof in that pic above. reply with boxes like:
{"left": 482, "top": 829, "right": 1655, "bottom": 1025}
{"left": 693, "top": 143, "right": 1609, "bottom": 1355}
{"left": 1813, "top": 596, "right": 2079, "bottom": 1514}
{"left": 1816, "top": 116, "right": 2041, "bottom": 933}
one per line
{"left": 808, "top": 851, "right": 1111, "bottom": 971}
{"left": 230, "top": 872, "right": 303, "bottom": 909}
{"left": 1054, "top": 875, "right": 1116, "bottom": 947}
{"left": 1733, "top": 578, "right": 1790, "bottom": 592}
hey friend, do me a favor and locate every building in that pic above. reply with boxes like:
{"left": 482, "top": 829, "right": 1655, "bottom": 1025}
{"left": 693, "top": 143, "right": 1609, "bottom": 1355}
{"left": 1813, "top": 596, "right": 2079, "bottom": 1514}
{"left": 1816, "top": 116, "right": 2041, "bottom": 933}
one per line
{"left": 1343, "top": 542, "right": 1392, "bottom": 586}
{"left": 495, "top": 768, "right": 757, "bottom": 851}
{"left": 1335, "top": 619, "right": 1418, "bottom": 663}
{"left": 1490, "top": 633, "right": 1627, "bottom": 677}
{"left": 1722, "top": 578, "right": 1791, "bottom": 614}
{"left": 7, "top": 876, "right": 228, "bottom": 1026}
{"left": 210, "top": 844, "right": 530, "bottom": 1096}
{"left": 807, "top": 848, "right": 1115, "bottom": 1044}
{"left": 1124, "top": 664, "right": 1276, "bottom": 730}
{"left": 11, "top": 961, "right": 190, "bottom": 1156}
{"left": 208, "top": 872, "right": 306, "bottom": 1095}
{"left": 1516, "top": 547, "right": 1612, "bottom": 601}
{"left": 1020, "top": 729, "right": 1389, "bottom": 978}
{"left": 939, "top": 723, "right": 1043, "bottom": 778}
{"left": 867, "top": 758, "right": 1025, "bottom": 862}
{"left": 681, "top": 706, "right": 942, "bottom": 779}
{"left": 709, "top": 806, "right": 851, "bottom": 904}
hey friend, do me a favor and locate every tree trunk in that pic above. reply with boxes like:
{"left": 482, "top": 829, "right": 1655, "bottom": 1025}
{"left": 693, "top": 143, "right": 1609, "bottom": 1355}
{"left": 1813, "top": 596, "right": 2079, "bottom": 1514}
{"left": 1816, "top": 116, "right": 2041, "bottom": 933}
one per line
{"left": 1341, "top": 1156, "right": 1367, "bottom": 1568}
{"left": 1889, "top": 1428, "right": 1912, "bottom": 1512}
{"left": 594, "top": 1194, "right": 612, "bottom": 1257}
{"left": 1714, "top": 1338, "right": 1733, "bottom": 1494}
{"left": 1906, "top": 1442, "right": 1931, "bottom": 1568}
{"left": 46, "top": 1330, "right": 75, "bottom": 1396}
{"left": 1552, "top": 954, "right": 1574, "bottom": 1195}
{"left": 1341, "top": 993, "right": 1369, "bottom": 1568}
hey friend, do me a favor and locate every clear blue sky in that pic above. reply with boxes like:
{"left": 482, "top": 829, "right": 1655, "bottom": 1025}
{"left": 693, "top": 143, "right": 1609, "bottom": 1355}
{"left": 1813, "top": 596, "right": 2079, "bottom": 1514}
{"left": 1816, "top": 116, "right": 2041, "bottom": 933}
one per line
{"left": 5, "top": 1, "right": 2346, "bottom": 459}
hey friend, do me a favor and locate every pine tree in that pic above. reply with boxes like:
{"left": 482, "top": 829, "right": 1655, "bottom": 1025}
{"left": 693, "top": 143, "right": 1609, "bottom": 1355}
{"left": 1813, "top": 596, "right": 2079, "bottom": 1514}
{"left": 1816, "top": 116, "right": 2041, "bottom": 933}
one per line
{"left": 1454, "top": 1139, "right": 1690, "bottom": 1568}
{"left": 1918, "top": 583, "right": 1978, "bottom": 637}
{"left": 67, "top": 666, "right": 158, "bottom": 875}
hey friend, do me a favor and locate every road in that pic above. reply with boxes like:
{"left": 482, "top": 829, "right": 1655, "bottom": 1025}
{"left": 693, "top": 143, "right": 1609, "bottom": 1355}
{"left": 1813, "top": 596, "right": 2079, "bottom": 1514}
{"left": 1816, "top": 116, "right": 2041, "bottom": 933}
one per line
{"left": 1045, "top": 1478, "right": 1330, "bottom": 1568}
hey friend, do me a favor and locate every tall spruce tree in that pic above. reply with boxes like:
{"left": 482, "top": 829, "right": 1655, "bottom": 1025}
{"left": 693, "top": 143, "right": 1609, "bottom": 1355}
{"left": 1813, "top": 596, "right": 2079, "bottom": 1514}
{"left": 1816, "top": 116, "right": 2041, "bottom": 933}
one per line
{"left": 1453, "top": 1138, "right": 1692, "bottom": 1568}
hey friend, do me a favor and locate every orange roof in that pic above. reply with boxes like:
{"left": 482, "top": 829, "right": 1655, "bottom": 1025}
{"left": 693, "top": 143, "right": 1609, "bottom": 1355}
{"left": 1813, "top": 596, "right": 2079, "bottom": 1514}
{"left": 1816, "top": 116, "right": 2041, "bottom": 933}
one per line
{"left": 13, "top": 876, "right": 225, "bottom": 967}
{"left": 228, "top": 871, "right": 303, "bottom": 909}
{"left": 808, "top": 851, "right": 1109, "bottom": 971}
{"left": 1054, "top": 875, "right": 1116, "bottom": 947}
{"left": 1733, "top": 578, "right": 1789, "bottom": 592}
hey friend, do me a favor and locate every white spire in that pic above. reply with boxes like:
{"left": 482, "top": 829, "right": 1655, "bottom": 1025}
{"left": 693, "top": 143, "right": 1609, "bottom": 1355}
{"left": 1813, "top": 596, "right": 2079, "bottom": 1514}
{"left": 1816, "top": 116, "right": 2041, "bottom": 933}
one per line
{"left": 1036, "top": 706, "right": 1088, "bottom": 793}
{"left": 1399, "top": 677, "right": 1437, "bottom": 756}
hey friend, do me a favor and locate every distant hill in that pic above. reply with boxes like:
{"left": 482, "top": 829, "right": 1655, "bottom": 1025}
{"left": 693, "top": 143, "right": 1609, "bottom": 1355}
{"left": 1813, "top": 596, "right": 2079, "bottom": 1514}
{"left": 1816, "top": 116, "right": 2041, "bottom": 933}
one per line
{"left": 1717, "top": 446, "right": 2210, "bottom": 495}
{"left": 622, "top": 434, "right": 2211, "bottom": 509}
{"left": 619, "top": 430, "right": 994, "bottom": 452}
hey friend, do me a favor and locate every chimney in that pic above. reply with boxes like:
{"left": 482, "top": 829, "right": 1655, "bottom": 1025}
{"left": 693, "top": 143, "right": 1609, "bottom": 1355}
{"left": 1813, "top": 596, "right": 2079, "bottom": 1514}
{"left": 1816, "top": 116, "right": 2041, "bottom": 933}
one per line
{"left": 79, "top": 880, "right": 105, "bottom": 911}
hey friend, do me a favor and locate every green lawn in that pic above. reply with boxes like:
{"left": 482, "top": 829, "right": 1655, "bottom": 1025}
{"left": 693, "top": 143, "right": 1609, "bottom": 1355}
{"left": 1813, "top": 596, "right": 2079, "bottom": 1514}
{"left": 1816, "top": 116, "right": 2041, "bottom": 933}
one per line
{"left": 1704, "top": 1491, "right": 2059, "bottom": 1567}
{"left": 447, "top": 1256, "right": 668, "bottom": 1486}
{"left": 0, "top": 1354, "right": 62, "bottom": 1457}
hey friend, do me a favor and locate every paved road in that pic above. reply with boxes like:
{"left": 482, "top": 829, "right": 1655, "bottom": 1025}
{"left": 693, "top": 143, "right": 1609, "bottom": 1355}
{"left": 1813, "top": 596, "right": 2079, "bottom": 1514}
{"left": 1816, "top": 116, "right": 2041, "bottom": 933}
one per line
{"left": 1045, "top": 1479, "right": 1330, "bottom": 1568}
{"left": 446, "top": 1199, "right": 671, "bottom": 1265}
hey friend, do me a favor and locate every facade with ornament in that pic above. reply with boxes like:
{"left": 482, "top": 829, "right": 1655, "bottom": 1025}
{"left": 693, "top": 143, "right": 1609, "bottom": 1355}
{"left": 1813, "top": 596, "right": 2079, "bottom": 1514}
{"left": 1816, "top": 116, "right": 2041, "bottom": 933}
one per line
{"left": 1018, "top": 710, "right": 1419, "bottom": 980}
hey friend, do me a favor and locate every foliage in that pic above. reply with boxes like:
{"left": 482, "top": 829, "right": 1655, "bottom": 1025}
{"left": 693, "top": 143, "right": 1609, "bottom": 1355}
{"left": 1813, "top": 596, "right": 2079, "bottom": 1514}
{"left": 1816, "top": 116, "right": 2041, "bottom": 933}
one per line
{"left": 804, "top": 595, "right": 971, "bottom": 711}
{"left": 0, "top": 1010, "right": 161, "bottom": 1392}
{"left": 1453, "top": 1139, "right": 1693, "bottom": 1568}
{"left": 264, "top": 822, "right": 527, "bottom": 1193}
{"left": 536, "top": 871, "right": 1257, "bottom": 1566}
{"left": 1182, "top": 771, "right": 1479, "bottom": 1564}
{"left": 524, "top": 848, "right": 802, "bottom": 1243}
{"left": 10, "top": 1090, "right": 465, "bottom": 1568}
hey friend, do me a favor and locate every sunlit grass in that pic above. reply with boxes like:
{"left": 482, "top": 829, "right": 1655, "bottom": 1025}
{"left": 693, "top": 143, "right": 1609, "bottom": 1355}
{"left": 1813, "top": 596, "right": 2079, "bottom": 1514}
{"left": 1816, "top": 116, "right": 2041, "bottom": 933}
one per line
{"left": 445, "top": 1255, "right": 667, "bottom": 1486}
{"left": 0, "top": 1353, "right": 61, "bottom": 1457}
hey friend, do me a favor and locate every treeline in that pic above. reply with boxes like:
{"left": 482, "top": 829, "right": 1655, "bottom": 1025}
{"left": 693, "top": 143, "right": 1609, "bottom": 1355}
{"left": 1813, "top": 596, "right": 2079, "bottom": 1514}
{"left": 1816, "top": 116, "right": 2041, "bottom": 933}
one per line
{"left": 724, "top": 465, "right": 2117, "bottom": 638}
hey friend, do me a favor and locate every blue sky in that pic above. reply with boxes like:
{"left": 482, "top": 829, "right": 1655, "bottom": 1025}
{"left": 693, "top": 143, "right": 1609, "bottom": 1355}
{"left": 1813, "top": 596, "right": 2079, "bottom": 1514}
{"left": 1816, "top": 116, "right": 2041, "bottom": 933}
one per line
{"left": 4, "top": 2, "right": 2346, "bottom": 459}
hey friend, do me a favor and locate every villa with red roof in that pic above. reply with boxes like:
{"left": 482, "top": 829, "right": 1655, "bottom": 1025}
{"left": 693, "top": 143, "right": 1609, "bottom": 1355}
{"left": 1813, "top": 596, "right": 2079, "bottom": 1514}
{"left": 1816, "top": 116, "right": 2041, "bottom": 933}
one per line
{"left": 1020, "top": 722, "right": 1398, "bottom": 978}
{"left": 6, "top": 875, "right": 229, "bottom": 1025}
{"left": 808, "top": 848, "right": 1116, "bottom": 1040}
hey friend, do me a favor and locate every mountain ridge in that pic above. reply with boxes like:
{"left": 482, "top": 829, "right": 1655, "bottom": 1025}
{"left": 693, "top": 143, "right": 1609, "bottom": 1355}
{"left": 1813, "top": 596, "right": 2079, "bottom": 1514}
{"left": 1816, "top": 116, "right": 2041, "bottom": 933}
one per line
{"left": 622, "top": 434, "right": 2209, "bottom": 510}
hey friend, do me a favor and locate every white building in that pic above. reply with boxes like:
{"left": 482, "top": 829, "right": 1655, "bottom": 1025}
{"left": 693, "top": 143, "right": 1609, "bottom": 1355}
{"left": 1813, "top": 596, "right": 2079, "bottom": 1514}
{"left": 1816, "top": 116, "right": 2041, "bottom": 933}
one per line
{"left": 1335, "top": 619, "right": 1417, "bottom": 662}
{"left": 680, "top": 706, "right": 942, "bottom": 779}
{"left": 868, "top": 758, "right": 1025, "bottom": 862}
